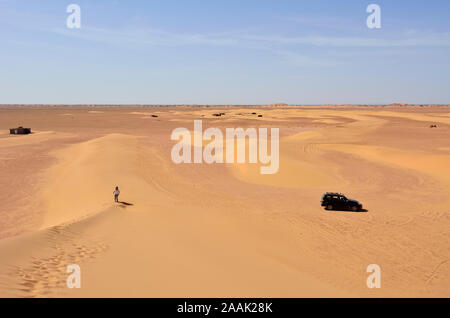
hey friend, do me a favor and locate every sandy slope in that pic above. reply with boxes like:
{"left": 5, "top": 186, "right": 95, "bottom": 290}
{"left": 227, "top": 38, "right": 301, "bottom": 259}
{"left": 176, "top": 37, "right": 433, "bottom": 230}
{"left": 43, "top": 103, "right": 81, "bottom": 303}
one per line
{"left": 0, "top": 105, "right": 449, "bottom": 297}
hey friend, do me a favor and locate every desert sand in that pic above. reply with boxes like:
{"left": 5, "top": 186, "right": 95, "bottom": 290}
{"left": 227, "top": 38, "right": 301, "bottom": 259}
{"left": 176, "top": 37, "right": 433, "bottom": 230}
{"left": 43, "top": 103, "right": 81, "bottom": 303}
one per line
{"left": 0, "top": 105, "right": 449, "bottom": 297}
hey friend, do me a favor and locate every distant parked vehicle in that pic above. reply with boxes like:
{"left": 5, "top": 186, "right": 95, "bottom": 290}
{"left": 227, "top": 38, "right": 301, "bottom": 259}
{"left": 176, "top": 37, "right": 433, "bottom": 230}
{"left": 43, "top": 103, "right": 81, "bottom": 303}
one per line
{"left": 9, "top": 126, "right": 31, "bottom": 135}
{"left": 321, "top": 193, "right": 363, "bottom": 212}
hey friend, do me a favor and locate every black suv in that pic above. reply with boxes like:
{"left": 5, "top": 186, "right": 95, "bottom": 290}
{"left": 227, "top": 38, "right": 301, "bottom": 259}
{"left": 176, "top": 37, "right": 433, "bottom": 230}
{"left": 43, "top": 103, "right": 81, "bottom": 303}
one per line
{"left": 321, "top": 193, "right": 363, "bottom": 212}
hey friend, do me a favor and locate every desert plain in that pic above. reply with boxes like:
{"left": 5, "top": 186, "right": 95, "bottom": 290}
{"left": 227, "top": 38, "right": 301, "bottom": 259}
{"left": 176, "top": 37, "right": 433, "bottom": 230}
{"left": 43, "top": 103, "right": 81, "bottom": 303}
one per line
{"left": 0, "top": 105, "right": 449, "bottom": 297}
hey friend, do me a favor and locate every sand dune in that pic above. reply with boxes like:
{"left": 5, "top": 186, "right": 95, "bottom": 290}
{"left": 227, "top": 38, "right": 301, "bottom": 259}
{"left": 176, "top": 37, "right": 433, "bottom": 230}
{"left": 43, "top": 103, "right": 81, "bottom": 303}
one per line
{"left": 0, "top": 105, "right": 449, "bottom": 297}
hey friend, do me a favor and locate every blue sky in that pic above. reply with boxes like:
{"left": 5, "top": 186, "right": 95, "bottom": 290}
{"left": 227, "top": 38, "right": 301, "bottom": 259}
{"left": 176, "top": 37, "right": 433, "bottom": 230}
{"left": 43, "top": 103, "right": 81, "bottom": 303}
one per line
{"left": 1, "top": 0, "right": 450, "bottom": 104}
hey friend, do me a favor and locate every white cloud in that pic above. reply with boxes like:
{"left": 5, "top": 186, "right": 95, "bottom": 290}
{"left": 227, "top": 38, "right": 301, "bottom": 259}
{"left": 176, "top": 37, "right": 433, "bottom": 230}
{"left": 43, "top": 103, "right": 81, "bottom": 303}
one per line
{"left": 48, "top": 24, "right": 450, "bottom": 49}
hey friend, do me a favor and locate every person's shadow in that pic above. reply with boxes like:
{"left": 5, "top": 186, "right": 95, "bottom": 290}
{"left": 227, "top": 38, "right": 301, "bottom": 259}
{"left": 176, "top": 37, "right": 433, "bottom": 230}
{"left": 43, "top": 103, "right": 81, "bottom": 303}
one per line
{"left": 117, "top": 201, "right": 134, "bottom": 208}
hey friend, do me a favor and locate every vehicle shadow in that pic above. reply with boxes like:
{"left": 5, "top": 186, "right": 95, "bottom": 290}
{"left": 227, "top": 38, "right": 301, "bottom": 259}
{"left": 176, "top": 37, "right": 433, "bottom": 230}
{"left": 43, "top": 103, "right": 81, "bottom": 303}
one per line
{"left": 325, "top": 208, "right": 368, "bottom": 213}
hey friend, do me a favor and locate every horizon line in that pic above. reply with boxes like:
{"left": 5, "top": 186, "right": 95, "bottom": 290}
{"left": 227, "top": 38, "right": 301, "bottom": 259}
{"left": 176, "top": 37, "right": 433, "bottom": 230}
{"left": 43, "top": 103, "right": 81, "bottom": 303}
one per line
{"left": 1, "top": 103, "right": 450, "bottom": 107}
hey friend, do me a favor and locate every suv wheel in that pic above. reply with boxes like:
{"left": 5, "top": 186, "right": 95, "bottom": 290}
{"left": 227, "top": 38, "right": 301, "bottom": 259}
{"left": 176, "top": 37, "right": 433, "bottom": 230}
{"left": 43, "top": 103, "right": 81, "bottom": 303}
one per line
{"left": 351, "top": 206, "right": 358, "bottom": 212}
{"left": 326, "top": 205, "right": 333, "bottom": 210}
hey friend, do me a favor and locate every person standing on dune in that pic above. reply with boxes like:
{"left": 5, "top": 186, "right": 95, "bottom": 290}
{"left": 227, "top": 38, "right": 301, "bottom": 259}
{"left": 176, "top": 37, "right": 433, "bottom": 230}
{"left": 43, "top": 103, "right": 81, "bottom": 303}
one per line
{"left": 113, "top": 186, "right": 120, "bottom": 203}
